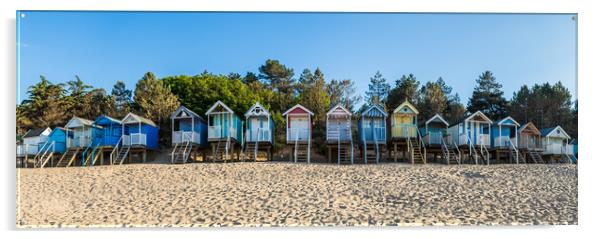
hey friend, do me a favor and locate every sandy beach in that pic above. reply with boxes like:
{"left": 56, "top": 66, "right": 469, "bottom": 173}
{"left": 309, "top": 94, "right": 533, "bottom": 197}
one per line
{"left": 16, "top": 163, "right": 577, "bottom": 227}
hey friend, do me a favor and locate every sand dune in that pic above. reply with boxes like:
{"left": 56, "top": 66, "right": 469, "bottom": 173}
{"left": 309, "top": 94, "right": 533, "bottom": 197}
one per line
{"left": 16, "top": 163, "right": 577, "bottom": 227}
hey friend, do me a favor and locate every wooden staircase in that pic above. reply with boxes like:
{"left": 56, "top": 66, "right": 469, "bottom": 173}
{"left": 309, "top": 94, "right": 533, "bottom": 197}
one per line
{"left": 337, "top": 128, "right": 354, "bottom": 164}
{"left": 294, "top": 142, "right": 309, "bottom": 163}
{"left": 561, "top": 153, "right": 576, "bottom": 164}
{"left": 55, "top": 148, "right": 80, "bottom": 167}
{"left": 441, "top": 138, "right": 460, "bottom": 164}
{"left": 508, "top": 140, "right": 525, "bottom": 164}
{"left": 113, "top": 146, "right": 130, "bottom": 165}
{"left": 213, "top": 139, "right": 231, "bottom": 162}
{"left": 171, "top": 141, "right": 192, "bottom": 164}
{"left": 32, "top": 141, "right": 50, "bottom": 167}
{"left": 39, "top": 141, "right": 56, "bottom": 168}
{"left": 83, "top": 143, "right": 101, "bottom": 166}
{"left": 526, "top": 149, "right": 544, "bottom": 163}
{"left": 408, "top": 137, "right": 425, "bottom": 164}
{"left": 337, "top": 142, "right": 354, "bottom": 164}
{"left": 243, "top": 141, "right": 259, "bottom": 162}
{"left": 363, "top": 143, "right": 381, "bottom": 164}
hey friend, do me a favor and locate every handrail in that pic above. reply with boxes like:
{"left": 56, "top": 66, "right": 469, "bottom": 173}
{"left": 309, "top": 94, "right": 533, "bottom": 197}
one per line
{"left": 337, "top": 127, "right": 341, "bottom": 164}
{"left": 467, "top": 136, "right": 479, "bottom": 164}
{"left": 110, "top": 136, "right": 123, "bottom": 165}
{"left": 294, "top": 129, "right": 299, "bottom": 162}
{"left": 480, "top": 144, "right": 490, "bottom": 165}
{"left": 415, "top": 126, "right": 426, "bottom": 163}
{"left": 407, "top": 134, "right": 413, "bottom": 164}
{"left": 372, "top": 127, "right": 379, "bottom": 163}
{"left": 81, "top": 141, "right": 94, "bottom": 167}
{"left": 441, "top": 136, "right": 450, "bottom": 164}
{"left": 40, "top": 141, "right": 56, "bottom": 168}
{"left": 508, "top": 138, "right": 519, "bottom": 164}
{"left": 33, "top": 141, "right": 49, "bottom": 165}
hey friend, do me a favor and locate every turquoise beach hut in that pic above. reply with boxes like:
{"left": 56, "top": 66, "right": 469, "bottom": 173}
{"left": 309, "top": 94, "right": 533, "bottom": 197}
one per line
{"left": 490, "top": 116, "right": 524, "bottom": 164}
{"left": 243, "top": 102, "right": 275, "bottom": 161}
{"left": 206, "top": 101, "right": 243, "bottom": 162}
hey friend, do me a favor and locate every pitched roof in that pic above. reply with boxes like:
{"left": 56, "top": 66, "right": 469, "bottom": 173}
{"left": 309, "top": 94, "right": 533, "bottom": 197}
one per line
{"left": 493, "top": 116, "right": 520, "bottom": 126}
{"left": 393, "top": 100, "right": 419, "bottom": 115}
{"left": 282, "top": 104, "right": 314, "bottom": 116}
{"left": 205, "top": 100, "right": 234, "bottom": 115}
{"left": 540, "top": 126, "right": 571, "bottom": 139}
{"left": 65, "top": 116, "right": 94, "bottom": 128}
{"left": 450, "top": 111, "right": 492, "bottom": 126}
{"left": 94, "top": 115, "right": 122, "bottom": 125}
{"left": 421, "top": 114, "right": 449, "bottom": 127}
{"left": 171, "top": 105, "right": 203, "bottom": 120}
{"left": 361, "top": 104, "right": 387, "bottom": 117}
{"left": 121, "top": 112, "right": 157, "bottom": 127}
{"left": 518, "top": 122, "right": 540, "bottom": 135}
{"left": 326, "top": 104, "right": 352, "bottom": 116}
{"left": 244, "top": 102, "right": 270, "bottom": 118}
{"left": 22, "top": 127, "right": 50, "bottom": 138}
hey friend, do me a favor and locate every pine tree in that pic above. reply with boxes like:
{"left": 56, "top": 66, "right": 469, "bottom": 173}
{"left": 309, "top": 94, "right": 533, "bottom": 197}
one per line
{"left": 111, "top": 81, "right": 132, "bottom": 117}
{"left": 327, "top": 79, "right": 360, "bottom": 112}
{"left": 386, "top": 74, "right": 420, "bottom": 110}
{"left": 417, "top": 81, "right": 447, "bottom": 121}
{"left": 134, "top": 72, "right": 180, "bottom": 126}
{"left": 467, "top": 71, "right": 508, "bottom": 120}
{"left": 365, "top": 71, "right": 390, "bottom": 106}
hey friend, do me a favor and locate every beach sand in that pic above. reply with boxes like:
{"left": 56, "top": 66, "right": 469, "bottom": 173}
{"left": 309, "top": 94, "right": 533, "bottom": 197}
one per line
{"left": 16, "top": 163, "right": 577, "bottom": 227}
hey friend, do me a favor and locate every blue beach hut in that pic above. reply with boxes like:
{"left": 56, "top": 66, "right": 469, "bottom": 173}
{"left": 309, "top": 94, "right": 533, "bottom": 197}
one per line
{"left": 170, "top": 105, "right": 209, "bottom": 163}
{"left": 37, "top": 127, "right": 68, "bottom": 168}
{"left": 358, "top": 104, "right": 387, "bottom": 164}
{"left": 92, "top": 115, "right": 123, "bottom": 148}
{"left": 110, "top": 112, "right": 159, "bottom": 165}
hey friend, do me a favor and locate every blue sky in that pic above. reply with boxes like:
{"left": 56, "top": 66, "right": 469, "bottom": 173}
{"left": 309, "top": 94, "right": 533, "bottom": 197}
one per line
{"left": 17, "top": 11, "right": 577, "bottom": 105}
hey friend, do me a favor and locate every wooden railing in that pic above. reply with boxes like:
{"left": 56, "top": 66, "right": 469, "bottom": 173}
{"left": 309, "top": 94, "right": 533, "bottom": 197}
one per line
{"left": 391, "top": 125, "right": 417, "bottom": 138}
{"left": 172, "top": 131, "right": 200, "bottom": 144}
{"left": 287, "top": 128, "right": 310, "bottom": 142}
{"left": 246, "top": 128, "right": 271, "bottom": 142}
{"left": 123, "top": 133, "right": 147, "bottom": 146}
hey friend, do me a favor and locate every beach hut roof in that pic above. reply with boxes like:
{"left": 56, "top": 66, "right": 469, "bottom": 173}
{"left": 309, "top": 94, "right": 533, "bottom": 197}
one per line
{"left": 421, "top": 114, "right": 449, "bottom": 127}
{"left": 540, "top": 126, "right": 571, "bottom": 139}
{"left": 121, "top": 112, "right": 157, "bottom": 127}
{"left": 493, "top": 116, "right": 520, "bottom": 126}
{"left": 244, "top": 102, "right": 270, "bottom": 118}
{"left": 361, "top": 104, "right": 387, "bottom": 117}
{"left": 393, "top": 99, "right": 419, "bottom": 115}
{"left": 94, "top": 115, "right": 121, "bottom": 125}
{"left": 451, "top": 111, "right": 492, "bottom": 126}
{"left": 327, "top": 104, "right": 352, "bottom": 117}
{"left": 171, "top": 105, "right": 204, "bottom": 121}
{"left": 22, "top": 127, "right": 51, "bottom": 138}
{"left": 518, "top": 122, "right": 541, "bottom": 135}
{"left": 65, "top": 116, "right": 94, "bottom": 128}
{"left": 283, "top": 104, "right": 314, "bottom": 116}
{"left": 49, "top": 127, "right": 66, "bottom": 136}
{"left": 206, "top": 100, "right": 234, "bottom": 115}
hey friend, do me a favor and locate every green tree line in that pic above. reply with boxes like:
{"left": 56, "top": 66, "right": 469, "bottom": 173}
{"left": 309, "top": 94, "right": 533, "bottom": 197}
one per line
{"left": 16, "top": 59, "right": 578, "bottom": 149}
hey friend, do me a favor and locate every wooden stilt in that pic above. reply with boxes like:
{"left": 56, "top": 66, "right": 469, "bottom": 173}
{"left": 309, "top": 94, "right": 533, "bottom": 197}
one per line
{"left": 394, "top": 144, "right": 398, "bottom": 163}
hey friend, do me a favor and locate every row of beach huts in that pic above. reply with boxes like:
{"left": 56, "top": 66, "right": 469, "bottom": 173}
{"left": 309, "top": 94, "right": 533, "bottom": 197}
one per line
{"left": 16, "top": 100, "right": 578, "bottom": 168}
